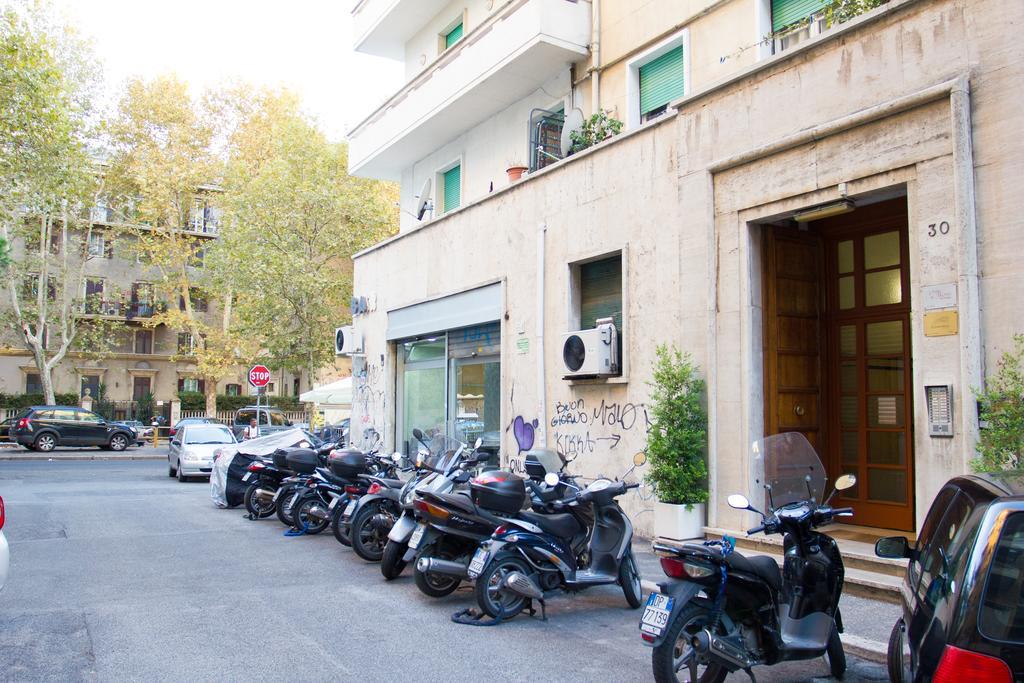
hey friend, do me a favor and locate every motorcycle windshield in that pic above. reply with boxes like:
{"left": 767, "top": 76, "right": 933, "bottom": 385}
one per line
{"left": 425, "top": 432, "right": 464, "bottom": 474}
{"left": 750, "top": 432, "right": 827, "bottom": 512}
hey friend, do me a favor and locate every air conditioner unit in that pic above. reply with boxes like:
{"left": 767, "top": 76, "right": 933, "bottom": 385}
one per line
{"left": 335, "top": 326, "right": 362, "bottom": 355}
{"left": 562, "top": 320, "right": 619, "bottom": 378}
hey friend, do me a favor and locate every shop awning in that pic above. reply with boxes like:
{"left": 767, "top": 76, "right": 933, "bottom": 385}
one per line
{"left": 299, "top": 377, "right": 353, "bottom": 406}
{"left": 386, "top": 283, "right": 501, "bottom": 340}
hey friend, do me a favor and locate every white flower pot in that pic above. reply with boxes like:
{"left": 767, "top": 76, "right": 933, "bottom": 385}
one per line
{"left": 654, "top": 502, "right": 706, "bottom": 541}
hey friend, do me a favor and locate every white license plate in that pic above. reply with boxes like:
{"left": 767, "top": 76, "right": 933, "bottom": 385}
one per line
{"left": 328, "top": 496, "right": 340, "bottom": 511}
{"left": 467, "top": 548, "right": 489, "bottom": 578}
{"left": 640, "top": 593, "right": 674, "bottom": 637}
{"left": 242, "top": 472, "right": 252, "bottom": 482}
{"left": 272, "top": 488, "right": 283, "bottom": 502}
{"left": 343, "top": 500, "right": 357, "bottom": 517}
{"left": 408, "top": 524, "right": 426, "bottom": 550}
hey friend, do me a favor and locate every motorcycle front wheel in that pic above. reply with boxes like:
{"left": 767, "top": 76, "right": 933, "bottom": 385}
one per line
{"left": 380, "top": 539, "right": 408, "bottom": 580}
{"left": 652, "top": 603, "right": 727, "bottom": 683}
{"left": 331, "top": 503, "right": 352, "bottom": 546}
{"left": 244, "top": 483, "right": 276, "bottom": 519}
{"left": 292, "top": 494, "right": 330, "bottom": 534}
{"left": 276, "top": 487, "right": 300, "bottom": 527}
{"left": 619, "top": 549, "right": 643, "bottom": 608}
{"left": 351, "top": 500, "right": 392, "bottom": 562}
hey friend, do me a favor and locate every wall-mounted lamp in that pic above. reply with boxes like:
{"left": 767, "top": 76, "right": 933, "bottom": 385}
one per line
{"left": 793, "top": 200, "right": 855, "bottom": 222}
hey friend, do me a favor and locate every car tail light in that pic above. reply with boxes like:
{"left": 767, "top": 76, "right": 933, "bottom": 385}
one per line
{"left": 16, "top": 418, "right": 30, "bottom": 430}
{"left": 0, "top": 495, "right": 5, "bottom": 531}
{"left": 344, "top": 485, "right": 362, "bottom": 494}
{"left": 169, "top": 428, "right": 176, "bottom": 437}
{"left": 367, "top": 483, "right": 382, "bottom": 495}
{"left": 933, "top": 646, "right": 1012, "bottom": 683}
{"left": 246, "top": 462, "right": 265, "bottom": 472}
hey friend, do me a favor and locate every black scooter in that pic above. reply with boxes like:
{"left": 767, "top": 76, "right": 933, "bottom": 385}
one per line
{"left": 640, "top": 432, "right": 856, "bottom": 683}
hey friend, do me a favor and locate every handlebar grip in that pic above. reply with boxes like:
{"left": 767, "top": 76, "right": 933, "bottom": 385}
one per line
{"left": 832, "top": 507, "right": 854, "bottom": 515}
{"left": 746, "top": 525, "right": 766, "bottom": 535}
{"left": 625, "top": 482, "right": 640, "bottom": 490}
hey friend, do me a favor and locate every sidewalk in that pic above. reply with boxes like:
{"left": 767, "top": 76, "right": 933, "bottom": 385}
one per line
{"left": 631, "top": 538, "right": 896, "bottom": 663}
{"left": 0, "top": 444, "right": 167, "bottom": 461}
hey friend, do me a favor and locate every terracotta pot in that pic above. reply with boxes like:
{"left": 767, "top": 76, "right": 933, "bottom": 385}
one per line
{"left": 506, "top": 166, "right": 527, "bottom": 182}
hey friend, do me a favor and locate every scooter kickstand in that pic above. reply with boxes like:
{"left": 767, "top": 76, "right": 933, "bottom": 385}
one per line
{"left": 743, "top": 667, "right": 756, "bottom": 682}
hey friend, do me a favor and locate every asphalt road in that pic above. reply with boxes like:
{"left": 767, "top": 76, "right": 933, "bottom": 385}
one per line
{"left": 0, "top": 460, "right": 889, "bottom": 682}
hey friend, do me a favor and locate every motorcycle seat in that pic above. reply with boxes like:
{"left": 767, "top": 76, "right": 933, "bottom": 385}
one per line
{"left": 727, "top": 552, "right": 782, "bottom": 591}
{"left": 518, "top": 510, "right": 582, "bottom": 539}
{"left": 376, "top": 478, "right": 405, "bottom": 489}
{"left": 317, "top": 469, "right": 353, "bottom": 488}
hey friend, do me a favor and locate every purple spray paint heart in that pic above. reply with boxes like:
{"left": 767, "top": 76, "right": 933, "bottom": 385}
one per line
{"left": 513, "top": 416, "right": 536, "bottom": 453}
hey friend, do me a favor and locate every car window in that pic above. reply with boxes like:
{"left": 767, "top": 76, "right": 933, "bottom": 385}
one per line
{"left": 184, "top": 426, "right": 235, "bottom": 444}
{"left": 267, "top": 411, "right": 287, "bottom": 426}
{"left": 52, "top": 408, "right": 77, "bottom": 421}
{"left": 910, "top": 485, "right": 959, "bottom": 589}
{"left": 916, "top": 492, "right": 975, "bottom": 607}
{"left": 32, "top": 409, "right": 55, "bottom": 419}
{"left": 236, "top": 409, "right": 255, "bottom": 425}
{"left": 76, "top": 410, "right": 102, "bottom": 423}
{"left": 979, "top": 512, "right": 1024, "bottom": 643}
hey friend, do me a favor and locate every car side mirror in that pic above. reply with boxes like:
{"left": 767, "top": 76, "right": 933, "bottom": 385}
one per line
{"left": 875, "top": 535, "right": 912, "bottom": 560}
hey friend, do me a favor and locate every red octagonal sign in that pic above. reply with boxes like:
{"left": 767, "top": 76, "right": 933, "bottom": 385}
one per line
{"left": 248, "top": 364, "right": 271, "bottom": 388}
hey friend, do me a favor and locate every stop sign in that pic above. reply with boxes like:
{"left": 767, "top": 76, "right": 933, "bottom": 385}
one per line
{"left": 248, "top": 364, "right": 271, "bottom": 388}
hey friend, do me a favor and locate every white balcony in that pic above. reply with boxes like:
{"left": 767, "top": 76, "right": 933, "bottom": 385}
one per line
{"left": 352, "top": 0, "right": 452, "bottom": 59}
{"left": 348, "top": 0, "right": 591, "bottom": 181}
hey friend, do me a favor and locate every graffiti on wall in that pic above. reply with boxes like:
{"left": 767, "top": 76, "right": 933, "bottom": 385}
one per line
{"left": 551, "top": 398, "right": 650, "bottom": 462}
{"left": 353, "top": 355, "right": 385, "bottom": 442}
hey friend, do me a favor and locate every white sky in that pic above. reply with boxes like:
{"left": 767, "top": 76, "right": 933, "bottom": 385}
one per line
{"left": 52, "top": 0, "right": 404, "bottom": 142}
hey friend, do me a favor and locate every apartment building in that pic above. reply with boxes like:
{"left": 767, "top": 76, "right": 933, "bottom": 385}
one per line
{"left": 347, "top": 0, "right": 1024, "bottom": 538}
{"left": 0, "top": 192, "right": 306, "bottom": 420}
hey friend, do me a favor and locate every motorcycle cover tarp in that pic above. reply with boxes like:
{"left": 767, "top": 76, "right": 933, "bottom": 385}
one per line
{"left": 210, "top": 428, "right": 317, "bottom": 508}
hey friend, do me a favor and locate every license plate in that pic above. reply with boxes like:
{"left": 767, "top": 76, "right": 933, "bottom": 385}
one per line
{"left": 242, "top": 472, "right": 252, "bottom": 482}
{"left": 343, "top": 500, "right": 357, "bottom": 517}
{"left": 328, "top": 496, "right": 340, "bottom": 511}
{"left": 272, "top": 488, "right": 283, "bottom": 502}
{"left": 408, "top": 524, "right": 425, "bottom": 550}
{"left": 640, "top": 593, "right": 674, "bottom": 637}
{"left": 467, "top": 548, "right": 489, "bottom": 578}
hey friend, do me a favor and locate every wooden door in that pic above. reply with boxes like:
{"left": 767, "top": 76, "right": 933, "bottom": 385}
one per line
{"left": 763, "top": 228, "right": 824, "bottom": 450}
{"left": 819, "top": 198, "right": 914, "bottom": 530}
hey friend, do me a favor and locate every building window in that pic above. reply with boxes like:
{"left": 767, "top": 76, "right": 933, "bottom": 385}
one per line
{"left": 26, "top": 373, "right": 42, "bottom": 394}
{"left": 267, "top": 382, "right": 275, "bottom": 394}
{"left": 134, "top": 330, "right": 153, "bottom": 355}
{"left": 442, "top": 164, "right": 461, "bottom": 213}
{"left": 225, "top": 383, "right": 241, "bottom": 397}
{"left": 576, "top": 254, "right": 623, "bottom": 331}
{"left": 771, "top": 0, "right": 828, "bottom": 51}
{"left": 191, "top": 197, "right": 206, "bottom": 231}
{"left": 132, "top": 376, "right": 151, "bottom": 401}
{"left": 293, "top": 377, "right": 300, "bottom": 396}
{"left": 179, "top": 289, "right": 208, "bottom": 312}
{"left": 87, "top": 232, "right": 105, "bottom": 258}
{"left": 627, "top": 32, "right": 689, "bottom": 128}
{"left": 444, "top": 21, "right": 464, "bottom": 50}
{"left": 84, "top": 278, "right": 104, "bottom": 313}
{"left": 177, "top": 332, "right": 195, "bottom": 354}
{"left": 81, "top": 375, "right": 100, "bottom": 398}
{"left": 179, "top": 377, "right": 201, "bottom": 393}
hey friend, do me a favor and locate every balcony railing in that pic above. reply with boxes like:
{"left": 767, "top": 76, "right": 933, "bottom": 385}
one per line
{"left": 81, "top": 300, "right": 164, "bottom": 319}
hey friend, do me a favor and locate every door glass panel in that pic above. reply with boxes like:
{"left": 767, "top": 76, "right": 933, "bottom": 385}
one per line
{"left": 403, "top": 338, "right": 445, "bottom": 362}
{"left": 868, "top": 431, "right": 905, "bottom": 464}
{"left": 841, "top": 431, "right": 858, "bottom": 464}
{"left": 868, "top": 395, "right": 904, "bottom": 427}
{"left": 837, "top": 240, "right": 854, "bottom": 274}
{"left": 840, "top": 396, "right": 858, "bottom": 427}
{"left": 865, "top": 269, "right": 902, "bottom": 306}
{"left": 868, "top": 358, "right": 904, "bottom": 392}
{"left": 401, "top": 366, "right": 445, "bottom": 455}
{"left": 868, "top": 468, "right": 907, "bottom": 504}
{"left": 840, "top": 325, "right": 856, "bottom": 357}
{"left": 864, "top": 231, "right": 900, "bottom": 269}
{"left": 838, "top": 276, "right": 855, "bottom": 309}
{"left": 866, "top": 321, "right": 903, "bottom": 355}
{"left": 451, "top": 360, "right": 500, "bottom": 455}
{"left": 840, "top": 361, "right": 857, "bottom": 391}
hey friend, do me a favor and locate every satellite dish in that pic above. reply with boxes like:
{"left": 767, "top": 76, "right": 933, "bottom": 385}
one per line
{"left": 415, "top": 177, "right": 433, "bottom": 220}
{"left": 560, "top": 108, "right": 585, "bottom": 157}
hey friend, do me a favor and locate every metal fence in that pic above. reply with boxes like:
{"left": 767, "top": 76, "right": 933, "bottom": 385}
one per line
{"left": 179, "top": 409, "right": 309, "bottom": 425}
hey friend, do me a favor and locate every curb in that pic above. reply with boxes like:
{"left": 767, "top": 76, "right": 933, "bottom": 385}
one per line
{"left": 0, "top": 454, "right": 165, "bottom": 461}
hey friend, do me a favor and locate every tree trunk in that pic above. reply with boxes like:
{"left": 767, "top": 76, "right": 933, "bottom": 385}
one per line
{"left": 204, "top": 381, "right": 217, "bottom": 418}
{"left": 40, "top": 358, "right": 56, "bottom": 405}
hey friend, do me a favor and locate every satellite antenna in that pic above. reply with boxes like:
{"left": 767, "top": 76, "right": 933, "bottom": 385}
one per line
{"left": 559, "top": 108, "right": 585, "bottom": 157}
{"left": 415, "top": 177, "right": 433, "bottom": 220}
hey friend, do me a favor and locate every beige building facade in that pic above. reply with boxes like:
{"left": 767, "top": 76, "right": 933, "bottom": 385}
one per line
{"left": 349, "top": 0, "right": 1023, "bottom": 537}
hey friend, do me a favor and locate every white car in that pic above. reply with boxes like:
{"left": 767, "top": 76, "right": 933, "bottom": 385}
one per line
{"left": 0, "top": 495, "right": 9, "bottom": 592}
{"left": 168, "top": 423, "right": 236, "bottom": 482}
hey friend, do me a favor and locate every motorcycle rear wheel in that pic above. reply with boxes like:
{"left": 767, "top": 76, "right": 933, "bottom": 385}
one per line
{"left": 652, "top": 603, "right": 727, "bottom": 683}
{"left": 380, "top": 539, "right": 408, "bottom": 580}
{"left": 331, "top": 503, "right": 352, "bottom": 547}
{"left": 351, "top": 500, "right": 391, "bottom": 562}
{"left": 413, "top": 544, "right": 462, "bottom": 598}
{"left": 276, "top": 487, "right": 299, "bottom": 527}
{"left": 473, "top": 551, "right": 532, "bottom": 619}
{"left": 293, "top": 494, "right": 330, "bottom": 535}
{"left": 244, "top": 483, "right": 276, "bottom": 519}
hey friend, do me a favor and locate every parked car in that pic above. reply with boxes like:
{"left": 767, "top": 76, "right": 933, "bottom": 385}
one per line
{"left": 167, "top": 423, "right": 237, "bottom": 482}
{"left": 121, "top": 420, "right": 154, "bottom": 446}
{"left": 876, "top": 471, "right": 1024, "bottom": 682}
{"left": 168, "top": 416, "right": 218, "bottom": 438}
{"left": 11, "top": 406, "right": 136, "bottom": 452}
{"left": 0, "top": 495, "right": 8, "bottom": 592}
{"left": 0, "top": 417, "right": 13, "bottom": 441}
{"left": 231, "top": 406, "right": 293, "bottom": 439}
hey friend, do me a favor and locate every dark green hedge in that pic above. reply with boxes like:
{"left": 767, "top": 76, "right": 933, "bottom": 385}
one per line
{"left": 0, "top": 392, "right": 81, "bottom": 410}
{"left": 177, "top": 391, "right": 302, "bottom": 412}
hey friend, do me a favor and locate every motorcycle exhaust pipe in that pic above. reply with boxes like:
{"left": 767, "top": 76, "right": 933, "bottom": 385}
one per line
{"left": 416, "top": 557, "right": 468, "bottom": 578}
{"left": 306, "top": 505, "right": 330, "bottom": 522}
{"left": 691, "top": 628, "right": 751, "bottom": 670}
{"left": 501, "top": 571, "right": 543, "bottom": 600}
{"left": 253, "top": 488, "right": 276, "bottom": 504}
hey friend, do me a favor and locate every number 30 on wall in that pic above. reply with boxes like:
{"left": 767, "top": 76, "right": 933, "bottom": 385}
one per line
{"left": 927, "top": 221, "right": 951, "bottom": 237}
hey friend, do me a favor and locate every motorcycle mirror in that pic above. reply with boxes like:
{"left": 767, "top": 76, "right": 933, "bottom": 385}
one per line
{"left": 632, "top": 452, "right": 647, "bottom": 467}
{"left": 544, "top": 472, "right": 560, "bottom": 487}
{"left": 413, "top": 428, "right": 424, "bottom": 441}
{"left": 474, "top": 437, "right": 483, "bottom": 449}
{"left": 391, "top": 451, "right": 402, "bottom": 464}
{"left": 727, "top": 494, "right": 751, "bottom": 510}
{"left": 834, "top": 473, "right": 857, "bottom": 491}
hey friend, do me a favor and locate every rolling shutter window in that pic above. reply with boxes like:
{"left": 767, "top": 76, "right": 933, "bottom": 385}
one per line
{"left": 445, "top": 22, "right": 464, "bottom": 49}
{"left": 580, "top": 255, "right": 622, "bottom": 330}
{"left": 448, "top": 322, "right": 501, "bottom": 359}
{"left": 772, "top": 0, "right": 828, "bottom": 32}
{"left": 443, "top": 165, "right": 461, "bottom": 213}
{"left": 639, "top": 46, "right": 684, "bottom": 116}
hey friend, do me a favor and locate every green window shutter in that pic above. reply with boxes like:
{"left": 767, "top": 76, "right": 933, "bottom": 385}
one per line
{"left": 443, "top": 165, "right": 461, "bottom": 213}
{"left": 445, "top": 22, "right": 464, "bottom": 49}
{"left": 639, "top": 45, "right": 684, "bottom": 116}
{"left": 772, "top": 0, "right": 828, "bottom": 32}
{"left": 580, "top": 255, "right": 622, "bottom": 330}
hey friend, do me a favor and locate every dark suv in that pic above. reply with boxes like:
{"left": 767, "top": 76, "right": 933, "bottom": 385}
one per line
{"left": 876, "top": 472, "right": 1023, "bottom": 682}
{"left": 12, "top": 406, "right": 136, "bottom": 452}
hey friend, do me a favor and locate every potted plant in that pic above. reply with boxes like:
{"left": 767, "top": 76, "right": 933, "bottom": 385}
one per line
{"left": 506, "top": 160, "right": 528, "bottom": 182}
{"left": 645, "top": 344, "right": 709, "bottom": 540}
